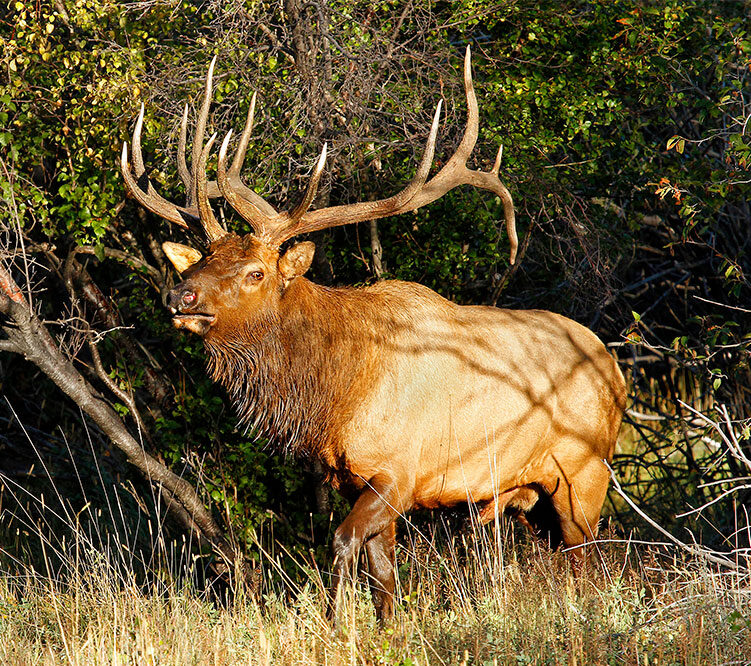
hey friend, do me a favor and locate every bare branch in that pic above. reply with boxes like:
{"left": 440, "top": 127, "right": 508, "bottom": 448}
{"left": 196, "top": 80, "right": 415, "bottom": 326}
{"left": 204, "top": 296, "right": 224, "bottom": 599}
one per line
{"left": 87, "top": 337, "right": 149, "bottom": 438}
{"left": 72, "top": 246, "right": 163, "bottom": 283}
{"left": 606, "top": 461, "right": 746, "bottom": 572}
{"left": 0, "top": 339, "right": 20, "bottom": 354}
{"left": 692, "top": 295, "right": 751, "bottom": 313}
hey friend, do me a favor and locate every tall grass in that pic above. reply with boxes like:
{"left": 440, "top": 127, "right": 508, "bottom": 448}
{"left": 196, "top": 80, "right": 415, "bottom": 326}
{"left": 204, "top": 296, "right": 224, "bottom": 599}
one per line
{"left": 1, "top": 415, "right": 749, "bottom": 664}
{"left": 1, "top": 500, "right": 749, "bottom": 664}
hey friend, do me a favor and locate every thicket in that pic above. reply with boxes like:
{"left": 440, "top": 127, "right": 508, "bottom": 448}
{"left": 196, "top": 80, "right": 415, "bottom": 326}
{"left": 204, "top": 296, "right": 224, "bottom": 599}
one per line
{"left": 1, "top": 0, "right": 749, "bottom": 591}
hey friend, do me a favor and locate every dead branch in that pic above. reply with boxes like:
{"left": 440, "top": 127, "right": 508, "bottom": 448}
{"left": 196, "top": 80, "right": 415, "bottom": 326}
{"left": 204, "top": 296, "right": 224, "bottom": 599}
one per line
{"left": 0, "top": 263, "right": 254, "bottom": 586}
{"left": 606, "top": 460, "right": 747, "bottom": 572}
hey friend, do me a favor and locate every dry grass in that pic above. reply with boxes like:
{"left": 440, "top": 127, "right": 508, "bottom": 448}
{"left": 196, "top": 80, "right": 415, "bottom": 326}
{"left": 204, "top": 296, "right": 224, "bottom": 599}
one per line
{"left": 1, "top": 516, "right": 749, "bottom": 665}
{"left": 2, "top": 409, "right": 749, "bottom": 664}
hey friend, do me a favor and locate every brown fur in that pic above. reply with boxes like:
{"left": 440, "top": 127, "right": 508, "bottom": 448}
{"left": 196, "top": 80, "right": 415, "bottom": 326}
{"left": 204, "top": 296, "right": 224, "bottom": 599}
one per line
{"left": 203, "top": 279, "right": 385, "bottom": 462}
{"left": 164, "top": 232, "right": 626, "bottom": 624}
{"left": 124, "top": 50, "right": 623, "bottom": 626}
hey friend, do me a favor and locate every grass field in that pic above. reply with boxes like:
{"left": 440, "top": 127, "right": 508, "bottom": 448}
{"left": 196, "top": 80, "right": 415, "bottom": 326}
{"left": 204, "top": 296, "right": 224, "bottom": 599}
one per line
{"left": 1, "top": 514, "right": 749, "bottom": 665}
{"left": 1, "top": 405, "right": 749, "bottom": 665}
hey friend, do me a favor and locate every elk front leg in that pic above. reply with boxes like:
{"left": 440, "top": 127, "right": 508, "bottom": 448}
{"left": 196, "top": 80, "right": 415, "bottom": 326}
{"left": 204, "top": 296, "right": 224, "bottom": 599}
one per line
{"left": 330, "top": 475, "right": 406, "bottom": 624}
{"left": 364, "top": 521, "right": 396, "bottom": 624}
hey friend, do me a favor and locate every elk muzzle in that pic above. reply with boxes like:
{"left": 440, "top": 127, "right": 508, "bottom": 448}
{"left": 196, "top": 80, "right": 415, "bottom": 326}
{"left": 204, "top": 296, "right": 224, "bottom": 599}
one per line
{"left": 167, "top": 284, "right": 216, "bottom": 336}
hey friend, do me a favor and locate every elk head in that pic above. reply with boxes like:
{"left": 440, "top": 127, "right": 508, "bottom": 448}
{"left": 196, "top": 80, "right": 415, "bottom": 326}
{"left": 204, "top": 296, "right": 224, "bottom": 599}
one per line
{"left": 162, "top": 234, "right": 316, "bottom": 338}
{"left": 121, "top": 48, "right": 518, "bottom": 340}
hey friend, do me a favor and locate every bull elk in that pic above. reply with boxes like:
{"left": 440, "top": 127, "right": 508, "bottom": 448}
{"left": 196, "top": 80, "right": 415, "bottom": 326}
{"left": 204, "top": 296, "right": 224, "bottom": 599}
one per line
{"left": 121, "top": 48, "right": 626, "bottom": 623}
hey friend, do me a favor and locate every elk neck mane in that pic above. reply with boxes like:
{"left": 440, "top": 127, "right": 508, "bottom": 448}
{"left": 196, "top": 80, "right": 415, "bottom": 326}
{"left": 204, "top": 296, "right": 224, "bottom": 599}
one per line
{"left": 202, "top": 277, "right": 419, "bottom": 463}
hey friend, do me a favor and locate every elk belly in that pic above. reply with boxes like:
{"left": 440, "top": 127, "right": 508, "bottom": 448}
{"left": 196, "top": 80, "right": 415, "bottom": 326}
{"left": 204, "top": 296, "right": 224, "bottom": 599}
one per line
{"left": 410, "top": 396, "right": 557, "bottom": 510}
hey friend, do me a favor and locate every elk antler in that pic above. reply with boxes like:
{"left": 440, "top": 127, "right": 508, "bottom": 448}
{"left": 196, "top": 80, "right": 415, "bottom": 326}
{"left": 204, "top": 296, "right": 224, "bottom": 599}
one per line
{"left": 123, "top": 48, "right": 517, "bottom": 262}
{"left": 216, "top": 100, "right": 442, "bottom": 246}
{"left": 214, "top": 91, "right": 280, "bottom": 227}
{"left": 121, "top": 57, "right": 231, "bottom": 243}
{"left": 221, "top": 46, "right": 516, "bottom": 262}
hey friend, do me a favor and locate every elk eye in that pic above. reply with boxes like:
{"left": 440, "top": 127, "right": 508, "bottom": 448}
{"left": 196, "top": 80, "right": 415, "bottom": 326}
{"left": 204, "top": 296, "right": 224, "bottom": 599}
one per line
{"left": 247, "top": 270, "right": 264, "bottom": 283}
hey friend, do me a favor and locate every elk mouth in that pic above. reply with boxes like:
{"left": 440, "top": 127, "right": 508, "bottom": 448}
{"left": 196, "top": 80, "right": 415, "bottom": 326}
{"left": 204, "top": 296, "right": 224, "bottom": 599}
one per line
{"left": 170, "top": 307, "right": 216, "bottom": 336}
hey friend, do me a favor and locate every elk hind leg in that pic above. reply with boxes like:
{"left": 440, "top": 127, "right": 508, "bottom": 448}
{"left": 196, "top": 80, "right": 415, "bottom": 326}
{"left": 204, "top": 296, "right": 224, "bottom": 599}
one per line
{"left": 364, "top": 521, "right": 396, "bottom": 624}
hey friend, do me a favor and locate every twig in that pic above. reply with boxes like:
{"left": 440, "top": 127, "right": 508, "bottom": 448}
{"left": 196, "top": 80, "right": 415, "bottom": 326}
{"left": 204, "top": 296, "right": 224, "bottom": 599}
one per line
{"left": 679, "top": 401, "right": 751, "bottom": 469}
{"left": 693, "top": 295, "right": 751, "bottom": 313}
{"left": 489, "top": 217, "right": 535, "bottom": 306}
{"left": 675, "top": 484, "right": 751, "bottom": 518}
{"left": 626, "top": 409, "right": 667, "bottom": 422}
{"left": 87, "top": 337, "right": 148, "bottom": 438}
{"left": 606, "top": 461, "right": 746, "bottom": 571}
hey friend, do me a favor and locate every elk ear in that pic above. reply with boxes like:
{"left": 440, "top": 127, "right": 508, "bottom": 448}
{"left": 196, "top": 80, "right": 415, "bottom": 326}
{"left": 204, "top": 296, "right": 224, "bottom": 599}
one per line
{"left": 162, "top": 242, "right": 202, "bottom": 274}
{"left": 278, "top": 241, "right": 315, "bottom": 282}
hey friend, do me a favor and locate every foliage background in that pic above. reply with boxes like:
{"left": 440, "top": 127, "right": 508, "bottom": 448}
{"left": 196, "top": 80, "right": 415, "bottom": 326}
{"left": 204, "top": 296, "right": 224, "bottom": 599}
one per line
{"left": 1, "top": 0, "right": 749, "bottom": 581}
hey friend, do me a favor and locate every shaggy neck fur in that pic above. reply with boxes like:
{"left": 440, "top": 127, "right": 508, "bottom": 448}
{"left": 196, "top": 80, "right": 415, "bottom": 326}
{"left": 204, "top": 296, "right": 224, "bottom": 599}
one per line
{"left": 203, "top": 279, "right": 386, "bottom": 463}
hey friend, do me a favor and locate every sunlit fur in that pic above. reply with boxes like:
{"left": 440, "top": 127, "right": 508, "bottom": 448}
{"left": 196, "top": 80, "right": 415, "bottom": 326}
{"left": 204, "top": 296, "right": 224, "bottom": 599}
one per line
{"left": 167, "top": 232, "right": 626, "bottom": 624}
{"left": 203, "top": 278, "right": 394, "bottom": 467}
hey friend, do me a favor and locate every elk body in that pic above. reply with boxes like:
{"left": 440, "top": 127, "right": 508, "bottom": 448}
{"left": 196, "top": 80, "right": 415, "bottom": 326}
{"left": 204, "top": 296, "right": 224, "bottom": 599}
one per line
{"left": 121, "top": 50, "right": 626, "bottom": 623}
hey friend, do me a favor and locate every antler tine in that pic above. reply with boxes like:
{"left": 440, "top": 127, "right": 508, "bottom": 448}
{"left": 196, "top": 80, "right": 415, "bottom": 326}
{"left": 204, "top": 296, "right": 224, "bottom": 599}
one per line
{"left": 398, "top": 98, "right": 443, "bottom": 196}
{"left": 217, "top": 130, "right": 277, "bottom": 233}
{"left": 287, "top": 142, "right": 327, "bottom": 225}
{"left": 492, "top": 144, "right": 503, "bottom": 176}
{"left": 267, "top": 99, "right": 443, "bottom": 245}
{"left": 195, "top": 133, "right": 228, "bottom": 242}
{"left": 120, "top": 104, "right": 198, "bottom": 229}
{"left": 229, "top": 91, "right": 255, "bottom": 177}
{"left": 393, "top": 45, "right": 517, "bottom": 263}
{"left": 221, "top": 92, "right": 279, "bottom": 219}
{"left": 186, "top": 55, "right": 217, "bottom": 207}
{"left": 451, "top": 43, "right": 480, "bottom": 165}
{"left": 177, "top": 103, "right": 191, "bottom": 193}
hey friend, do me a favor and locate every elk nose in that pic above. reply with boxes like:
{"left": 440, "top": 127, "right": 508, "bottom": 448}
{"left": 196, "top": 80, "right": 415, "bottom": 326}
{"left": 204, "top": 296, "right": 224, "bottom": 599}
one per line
{"left": 167, "top": 285, "right": 198, "bottom": 312}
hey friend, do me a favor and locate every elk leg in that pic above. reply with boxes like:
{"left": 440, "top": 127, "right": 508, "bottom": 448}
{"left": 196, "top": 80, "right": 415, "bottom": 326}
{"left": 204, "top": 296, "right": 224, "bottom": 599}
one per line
{"left": 330, "top": 474, "right": 405, "bottom": 623}
{"left": 364, "top": 520, "right": 396, "bottom": 624}
{"left": 551, "top": 457, "right": 609, "bottom": 559}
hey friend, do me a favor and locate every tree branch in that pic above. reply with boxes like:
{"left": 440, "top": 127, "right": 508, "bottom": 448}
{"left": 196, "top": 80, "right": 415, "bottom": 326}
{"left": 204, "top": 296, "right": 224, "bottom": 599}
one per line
{"left": 606, "top": 461, "right": 746, "bottom": 572}
{"left": 0, "top": 262, "right": 252, "bottom": 584}
{"left": 0, "top": 338, "right": 20, "bottom": 354}
{"left": 63, "top": 254, "right": 172, "bottom": 408}
{"left": 72, "top": 245, "right": 163, "bottom": 283}
{"left": 87, "top": 337, "right": 151, "bottom": 444}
